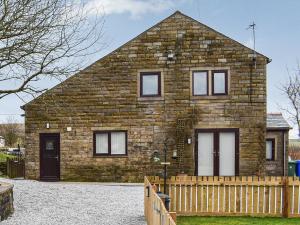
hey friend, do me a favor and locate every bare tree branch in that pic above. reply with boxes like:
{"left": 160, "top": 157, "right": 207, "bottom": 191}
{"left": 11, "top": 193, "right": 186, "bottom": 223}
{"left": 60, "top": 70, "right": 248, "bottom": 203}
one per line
{"left": 0, "top": 0, "right": 106, "bottom": 100}
{"left": 280, "top": 64, "right": 300, "bottom": 136}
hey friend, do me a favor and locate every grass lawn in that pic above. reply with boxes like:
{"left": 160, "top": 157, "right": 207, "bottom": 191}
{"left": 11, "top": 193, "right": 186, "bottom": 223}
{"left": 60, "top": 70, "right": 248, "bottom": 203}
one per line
{"left": 0, "top": 152, "right": 14, "bottom": 162}
{"left": 177, "top": 216, "right": 300, "bottom": 225}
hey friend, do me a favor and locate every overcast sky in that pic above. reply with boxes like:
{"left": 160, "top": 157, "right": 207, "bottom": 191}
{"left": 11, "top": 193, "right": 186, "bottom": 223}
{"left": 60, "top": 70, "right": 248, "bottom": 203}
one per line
{"left": 0, "top": 0, "right": 299, "bottom": 137}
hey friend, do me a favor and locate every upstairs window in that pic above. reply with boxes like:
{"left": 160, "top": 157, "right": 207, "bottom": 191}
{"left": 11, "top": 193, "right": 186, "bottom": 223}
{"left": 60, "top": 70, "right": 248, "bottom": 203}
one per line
{"left": 94, "top": 131, "right": 127, "bottom": 156}
{"left": 266, "top": 138, "right": 275, "bottom": 161}
{"left": 192, "top": 69, "right": 229, "bottom": 96}
{"left": 140, "top": 72, "right": 161, "bottom": 97}
{"left": 212, "top": 70, "right": 228, "bottom": 95}
{"left": 192, "top": 71, "right": 208, "bottom": 96}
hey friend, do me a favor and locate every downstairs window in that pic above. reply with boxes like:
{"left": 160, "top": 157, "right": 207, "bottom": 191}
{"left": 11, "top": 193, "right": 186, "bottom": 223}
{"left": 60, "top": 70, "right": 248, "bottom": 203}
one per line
{"left": 93, "top": 131, "right": 127, "bottom": 156}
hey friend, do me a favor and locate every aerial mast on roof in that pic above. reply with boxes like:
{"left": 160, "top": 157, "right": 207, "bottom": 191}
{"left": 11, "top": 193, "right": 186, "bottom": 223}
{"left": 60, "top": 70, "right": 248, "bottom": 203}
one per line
{"left": 247, "top": 22, "right": 257, "bottom": 69}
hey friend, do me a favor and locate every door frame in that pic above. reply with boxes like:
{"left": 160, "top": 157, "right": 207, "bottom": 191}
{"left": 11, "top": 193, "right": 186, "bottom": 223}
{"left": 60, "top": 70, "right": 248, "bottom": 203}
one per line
{"left": 195, "top": 128, "right": 239, "bottom": 176}
{"left": 39, "top": 133, "right": 60, "bottom": 181}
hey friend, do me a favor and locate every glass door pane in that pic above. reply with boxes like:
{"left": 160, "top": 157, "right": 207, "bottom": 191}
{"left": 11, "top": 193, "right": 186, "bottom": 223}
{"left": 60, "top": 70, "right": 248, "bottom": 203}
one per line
{"left": 219, "top": 132, "right": 235, "bottom": 176}
{"left": 197, "top": 133, "right": 214, "bottom": 176}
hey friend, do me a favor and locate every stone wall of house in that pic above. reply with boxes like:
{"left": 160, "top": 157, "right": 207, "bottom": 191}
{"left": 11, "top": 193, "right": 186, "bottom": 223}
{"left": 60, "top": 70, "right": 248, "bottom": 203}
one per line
{"left": 265, "top": 130, "right": 289, "bottom": 176}
{"left": 24, "top": 12, "right": 268, "bottom": 182}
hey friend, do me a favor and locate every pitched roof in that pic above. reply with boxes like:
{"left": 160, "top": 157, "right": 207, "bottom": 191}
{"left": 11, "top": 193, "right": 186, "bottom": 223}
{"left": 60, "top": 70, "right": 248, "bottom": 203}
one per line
{"left": 267, "top": 113, "right": 291, "bottom": 130}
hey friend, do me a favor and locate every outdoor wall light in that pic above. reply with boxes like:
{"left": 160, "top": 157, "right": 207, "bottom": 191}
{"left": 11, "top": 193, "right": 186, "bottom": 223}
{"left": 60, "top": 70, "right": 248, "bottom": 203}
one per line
{"left": 177, "top": 33, "right": 184, "bottom": 39}
{"left": 167, "top": 51, "right": 175, "bottom": 60}
{"left": 172, "top": 150, "right": 178, "bottom": 159}
{"left": 46, "top": 123, "right": 50, "bottom": 129}
{"left": 187, "top": 138, "right": 192, "bottom": 144}
{"left": 152, "top": 150, "right": 160, "bottom": 163}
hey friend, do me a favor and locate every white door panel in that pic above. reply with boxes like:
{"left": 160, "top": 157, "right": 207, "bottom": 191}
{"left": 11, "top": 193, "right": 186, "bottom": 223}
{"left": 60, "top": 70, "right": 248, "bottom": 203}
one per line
{"left": 219, "top": 132, "right": 235, "bottom": 176}
{"left": 197, "top": 133, "right": 214, "bottom": 176}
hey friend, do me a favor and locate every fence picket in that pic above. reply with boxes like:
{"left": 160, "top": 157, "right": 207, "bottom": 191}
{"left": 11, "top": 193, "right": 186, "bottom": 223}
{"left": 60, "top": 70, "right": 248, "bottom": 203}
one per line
{"left": 201, "top": 185, "right": 203, "bottom": 212}
{"left": 195, "top": 184, "right": 198, "bottom": 212}
{"left": 298, "top": 185, "right": 300, "bottom": 214}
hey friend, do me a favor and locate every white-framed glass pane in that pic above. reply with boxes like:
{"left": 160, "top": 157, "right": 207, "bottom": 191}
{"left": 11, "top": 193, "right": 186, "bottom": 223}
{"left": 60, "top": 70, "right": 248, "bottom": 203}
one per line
{"left": 96, "top": 133, "right": 108, "bottom": 154}
{"left": 197, "top": 133, "right": 214, "bottom": 176}
{"left": 193, "top": 71, "right": 207, "bottom": 95}
{"left": 266, "top": 140, "right": 273, "bottom": 160}
{"left": 213, "top": 72, "right": 226, "bottom": 94}
{"left": 111, "top": 132, "right": 126, "bottom": 155}
{"left": 142, "top": 75, "right": 159, "bottom": 95}
{"left": 219, "top": 132, "right": 235, "bottom": 176}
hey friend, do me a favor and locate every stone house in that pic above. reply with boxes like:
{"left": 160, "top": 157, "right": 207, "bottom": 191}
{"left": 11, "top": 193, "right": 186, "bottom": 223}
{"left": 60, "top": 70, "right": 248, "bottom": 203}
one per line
{"left": 23, "top": 11, "right": 289, "bottom": 182}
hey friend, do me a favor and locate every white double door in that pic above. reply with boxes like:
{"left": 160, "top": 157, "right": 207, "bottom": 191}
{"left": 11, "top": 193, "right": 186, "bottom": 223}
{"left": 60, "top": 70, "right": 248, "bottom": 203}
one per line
{"left": 196, "top": 129, "right": 238, "bottom": 176}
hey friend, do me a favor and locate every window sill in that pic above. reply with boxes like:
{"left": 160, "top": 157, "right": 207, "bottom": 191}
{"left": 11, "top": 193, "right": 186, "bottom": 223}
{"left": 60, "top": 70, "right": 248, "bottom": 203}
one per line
{"left": 93, "top": 155, "right": 128, "bottom": 158}
{"left": 190, "top": 95, "right": 230, "bottom": 101}
{"left": 138, "top": 96, "right": 164, "bottom": 101}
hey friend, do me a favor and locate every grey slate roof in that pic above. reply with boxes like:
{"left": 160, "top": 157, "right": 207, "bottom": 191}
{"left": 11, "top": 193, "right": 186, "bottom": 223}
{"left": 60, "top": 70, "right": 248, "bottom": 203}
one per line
{"left": 267, "top": 113, "right": 291, "bottom": 130}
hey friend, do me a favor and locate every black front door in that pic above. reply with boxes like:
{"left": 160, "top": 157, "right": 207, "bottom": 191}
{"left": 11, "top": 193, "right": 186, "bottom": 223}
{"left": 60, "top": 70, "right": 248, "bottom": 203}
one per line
{"left": 40, "top": 133, "right": 60, "bottom": 181}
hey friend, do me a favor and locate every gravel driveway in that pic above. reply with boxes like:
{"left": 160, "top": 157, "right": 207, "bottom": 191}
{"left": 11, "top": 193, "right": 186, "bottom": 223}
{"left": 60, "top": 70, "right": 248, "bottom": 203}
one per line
{"left": 0, "top": 178, "right": 146, "bottom": 225}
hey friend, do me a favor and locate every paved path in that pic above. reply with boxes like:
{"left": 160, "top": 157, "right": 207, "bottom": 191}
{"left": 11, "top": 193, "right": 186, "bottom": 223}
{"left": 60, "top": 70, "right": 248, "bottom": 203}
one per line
{"left": 0, "top": 178, "right": 146, "bottom": 225}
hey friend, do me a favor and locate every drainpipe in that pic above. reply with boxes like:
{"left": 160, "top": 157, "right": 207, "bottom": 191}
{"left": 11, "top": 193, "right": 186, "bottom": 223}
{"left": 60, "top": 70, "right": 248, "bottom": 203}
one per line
{"left": 283, "top": 131, "right": 286, "bottom": 176}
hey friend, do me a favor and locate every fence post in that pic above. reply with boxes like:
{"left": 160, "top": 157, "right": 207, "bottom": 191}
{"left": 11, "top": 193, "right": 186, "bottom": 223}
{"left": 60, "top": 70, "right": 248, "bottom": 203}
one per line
{"left": 169, "top": 212, "right": 176, "bottom": 223}
{"left": 6, "top": 157, "right": 10, "bottom": 178}
{"left": 283, "top": 176, "right": 290, "bottom": 218}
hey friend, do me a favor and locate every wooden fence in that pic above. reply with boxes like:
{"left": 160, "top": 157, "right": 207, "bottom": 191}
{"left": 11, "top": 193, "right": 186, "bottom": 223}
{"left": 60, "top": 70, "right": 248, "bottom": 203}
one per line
{"left": 7, "top": 156, "right": 25, "bottom": 178}
{"left": 144, "top": 177, "right": 176, "bottom": 225}
{"left": 149, "top": 176, "right": 300, "bottom": 218}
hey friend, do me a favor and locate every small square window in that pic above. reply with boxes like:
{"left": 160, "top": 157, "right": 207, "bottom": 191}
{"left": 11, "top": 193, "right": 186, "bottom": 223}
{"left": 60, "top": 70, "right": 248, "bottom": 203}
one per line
{"left": 94, "top": 131, "right": 127, "bottom": 156}
{"left": 140, "top": 72, "right": 161, "bottom": 97}
{"left": 266, "top": 139, "right": 275, "bottom": 161}
{"left": 212, "top": 70, "right": 228, "bottom": 95}
{"left": 193, "top": 71, "right": 208, "bottom": 96}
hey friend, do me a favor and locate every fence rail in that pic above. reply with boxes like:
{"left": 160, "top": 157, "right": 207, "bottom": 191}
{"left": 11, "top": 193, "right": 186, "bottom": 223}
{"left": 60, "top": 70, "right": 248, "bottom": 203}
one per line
{"left": 7, "top": 156, "right": 25, "bottom": 178}
{"left": 144, "top": 177, "right": 176, "bottom": 225}
{"left": 149, "top": 176, "right": 300, "bottom": 218}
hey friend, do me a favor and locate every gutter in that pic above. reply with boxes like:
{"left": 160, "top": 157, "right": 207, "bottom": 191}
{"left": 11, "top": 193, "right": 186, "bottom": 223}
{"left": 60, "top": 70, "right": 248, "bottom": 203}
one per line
{"left": 283, "top": 130, "right": 286, "bottom": 176}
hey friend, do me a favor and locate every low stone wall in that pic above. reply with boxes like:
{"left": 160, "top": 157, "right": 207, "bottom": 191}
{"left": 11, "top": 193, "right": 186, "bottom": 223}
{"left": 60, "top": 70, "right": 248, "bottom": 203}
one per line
{"left": 0, "top": 182, "right": 13, "bottom": 221}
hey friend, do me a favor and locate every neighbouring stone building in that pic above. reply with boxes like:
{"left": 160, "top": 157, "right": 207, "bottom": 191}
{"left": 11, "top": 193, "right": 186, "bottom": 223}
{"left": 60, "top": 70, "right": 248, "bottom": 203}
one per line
{"left": 23, "top": 11, "right": 289, "bottom": 182}
{"left": 266, "top": 113, "right": 290, "bottom": 176}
